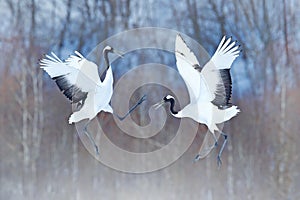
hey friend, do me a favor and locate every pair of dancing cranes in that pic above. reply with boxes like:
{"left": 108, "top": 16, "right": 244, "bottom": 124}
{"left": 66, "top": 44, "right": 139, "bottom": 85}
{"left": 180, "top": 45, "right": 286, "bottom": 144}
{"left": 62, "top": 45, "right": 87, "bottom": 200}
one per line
{"left": 40, "top": 34, "right": 240, "bottom": 165}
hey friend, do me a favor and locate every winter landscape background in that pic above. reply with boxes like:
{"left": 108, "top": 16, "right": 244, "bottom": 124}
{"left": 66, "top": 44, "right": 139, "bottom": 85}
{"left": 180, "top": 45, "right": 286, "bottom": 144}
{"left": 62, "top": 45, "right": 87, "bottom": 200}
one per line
{"left": 0, "top": 0, "right": 299, "bottom": 199}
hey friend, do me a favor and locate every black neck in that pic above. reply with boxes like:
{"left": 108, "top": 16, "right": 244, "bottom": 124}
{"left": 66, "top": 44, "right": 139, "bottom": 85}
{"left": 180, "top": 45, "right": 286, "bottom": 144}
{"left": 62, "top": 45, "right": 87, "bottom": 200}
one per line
{"left": 167, "top": 98, "right": 178, "bottom": 115}
{"left": 103, "top": 49, "right": 110, "bottom": 69}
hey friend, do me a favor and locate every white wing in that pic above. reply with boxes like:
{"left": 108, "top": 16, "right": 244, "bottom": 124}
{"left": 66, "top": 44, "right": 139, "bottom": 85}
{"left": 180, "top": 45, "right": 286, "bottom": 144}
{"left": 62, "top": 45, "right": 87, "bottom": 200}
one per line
{"left": 175, "top": 34, "right": 203, "bottom": 102}
{"left": 201, "top": 36, "right": 240, "bottom": 107}
{"left": 40, "top": 51, "right": 102, "bottom": 104}
{"left": 175, "top": 35, "right": 240, "bottom": 106}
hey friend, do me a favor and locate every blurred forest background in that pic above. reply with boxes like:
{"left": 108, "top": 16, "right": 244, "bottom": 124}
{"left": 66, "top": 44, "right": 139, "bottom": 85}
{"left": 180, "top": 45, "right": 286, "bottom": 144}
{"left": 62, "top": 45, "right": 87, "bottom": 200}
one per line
{"left": 1, "top": 0, "right": 300, "bottom": 199}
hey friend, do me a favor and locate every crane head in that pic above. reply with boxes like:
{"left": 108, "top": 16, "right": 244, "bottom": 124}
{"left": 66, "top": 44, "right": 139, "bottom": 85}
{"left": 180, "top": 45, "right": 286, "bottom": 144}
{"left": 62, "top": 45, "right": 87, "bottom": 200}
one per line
{"left": 103, "top": 46, "right": 124, "bottom": 58}
{"left": 153, "top": 95, "right": 175, "bottom": 109}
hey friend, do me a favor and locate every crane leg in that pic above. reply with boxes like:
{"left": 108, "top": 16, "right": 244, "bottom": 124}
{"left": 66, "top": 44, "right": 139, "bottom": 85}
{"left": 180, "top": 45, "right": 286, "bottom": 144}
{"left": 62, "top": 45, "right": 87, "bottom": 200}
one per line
{"left": 211, "top": 131, "right": 218, "bottom": 147}
{"left": 194, "top": 130, "right": 219, "bottom": 162}
{"left": 83, "top": 121, "right": 99, "bottom": 155}
{"left": 116, "top": 94, "right": 147, "bottom": 121}
{"left": 204, "top": 131, "right": 218, "bottom": 150}
{"left": 217, "top": 132, "right": 228, "bottom": 167}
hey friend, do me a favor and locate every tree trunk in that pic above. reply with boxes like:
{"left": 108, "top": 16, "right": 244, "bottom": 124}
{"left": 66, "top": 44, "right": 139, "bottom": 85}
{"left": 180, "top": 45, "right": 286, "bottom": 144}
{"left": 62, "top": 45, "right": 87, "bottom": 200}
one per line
{"left": 277, "top": 0, "right": 292, "bottom": 198}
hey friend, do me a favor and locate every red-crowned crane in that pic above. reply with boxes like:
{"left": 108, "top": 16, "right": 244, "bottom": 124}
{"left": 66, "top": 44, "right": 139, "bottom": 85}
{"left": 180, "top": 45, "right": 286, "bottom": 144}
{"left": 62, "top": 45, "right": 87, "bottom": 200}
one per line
{"left": 40, "top": 47, "right": 146, "bottom": 154}
{"left": 154, "top": 35, "right": 240, "bottom": 165}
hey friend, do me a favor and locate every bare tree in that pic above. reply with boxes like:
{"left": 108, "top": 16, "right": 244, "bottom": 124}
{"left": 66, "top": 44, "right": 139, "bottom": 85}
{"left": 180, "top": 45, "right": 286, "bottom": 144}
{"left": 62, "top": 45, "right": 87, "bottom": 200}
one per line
{"left": 276, "top": 0, "right": 293, "bottom": 198}
{"left": 1, "top": 0, "right": 300, "bottom": 199}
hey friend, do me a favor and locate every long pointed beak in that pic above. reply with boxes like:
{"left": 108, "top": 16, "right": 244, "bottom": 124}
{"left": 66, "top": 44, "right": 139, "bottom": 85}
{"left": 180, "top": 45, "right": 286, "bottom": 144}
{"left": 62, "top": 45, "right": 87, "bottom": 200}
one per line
{"left": 112, "top": 49, "right": 124, "bottom": 58}
{"left": 153, "top": 100, "right": 165, "bottom": 110}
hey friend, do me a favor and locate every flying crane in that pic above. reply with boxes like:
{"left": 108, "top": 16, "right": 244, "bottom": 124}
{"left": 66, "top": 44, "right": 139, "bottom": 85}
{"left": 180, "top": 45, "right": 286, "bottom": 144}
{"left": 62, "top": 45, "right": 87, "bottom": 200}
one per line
{"left": 154, "top": 35, "right": 240, "bottom": 165}
{"left": 40, "top": 47, "right": 146, "bottom": 154}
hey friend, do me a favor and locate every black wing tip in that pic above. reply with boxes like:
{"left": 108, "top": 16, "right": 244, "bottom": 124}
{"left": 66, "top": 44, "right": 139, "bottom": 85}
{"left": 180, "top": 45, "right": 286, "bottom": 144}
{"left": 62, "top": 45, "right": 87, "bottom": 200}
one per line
{"left": 52, "top": 75, "right": 88, "bottom": 104}
{"left": 211, "top": 69, "right": 233, "bottom": 107}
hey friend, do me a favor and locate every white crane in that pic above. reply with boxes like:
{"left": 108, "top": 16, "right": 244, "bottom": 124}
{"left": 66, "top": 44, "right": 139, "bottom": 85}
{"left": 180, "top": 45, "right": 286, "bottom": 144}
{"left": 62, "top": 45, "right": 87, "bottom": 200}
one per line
{"left": 40, "top": 46, "right": 146, "bottom": 154}
{"left": 154, "top": 34, "right": 240, "bottom": 165}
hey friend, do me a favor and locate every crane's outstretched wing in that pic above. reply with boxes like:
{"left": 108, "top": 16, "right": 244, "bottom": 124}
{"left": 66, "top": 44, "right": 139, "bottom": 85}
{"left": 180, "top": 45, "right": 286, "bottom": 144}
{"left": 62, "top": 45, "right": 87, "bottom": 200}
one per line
{"left": 200, "top": 36, "right": 240, "bottom": 108}
{"left": 175, "top": 34, "right": 204, "bottom": 103}
{"left": 40, "top": 51, "right": 101, "bottom": 105}
{"left": 175, "top": 35, "right": 240, "bottom": 107}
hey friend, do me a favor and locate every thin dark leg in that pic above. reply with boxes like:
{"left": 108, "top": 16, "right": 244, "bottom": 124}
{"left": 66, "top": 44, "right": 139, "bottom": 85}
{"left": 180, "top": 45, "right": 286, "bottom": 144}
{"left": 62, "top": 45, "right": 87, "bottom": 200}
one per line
{"left": 211, "top": 131, "right": 218, "bottom": 147}
{"left": 194, "top": 131, "right": 219, "bottom": 162}
{"left": 116, "top": 94, "right": 147, "bottom": 121}
{"left": 205, "top": 131, "right": 218, "bottom": 151}
{"left": 217, "top": 132, "right": 228, "bottom": 167}
{"left": 83, "top": 121, "right": 99, "bottom": 155}
{"left": 194, "top": 154, "right": 201, "bottom": 162}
